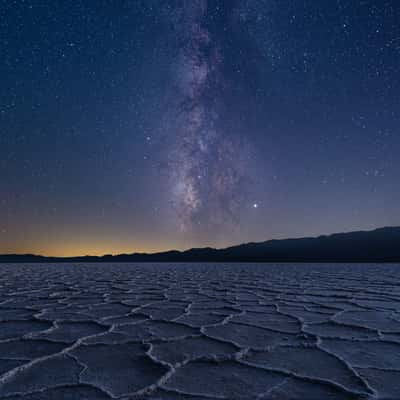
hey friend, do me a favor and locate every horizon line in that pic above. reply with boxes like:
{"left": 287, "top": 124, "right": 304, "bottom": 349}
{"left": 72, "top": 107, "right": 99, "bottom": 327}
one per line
{"left": 1, "top": 225, "right": 397, "bottom": 259}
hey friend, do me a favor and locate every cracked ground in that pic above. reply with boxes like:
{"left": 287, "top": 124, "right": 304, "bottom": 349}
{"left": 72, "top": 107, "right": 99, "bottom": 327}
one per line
{"left": 1, "top": 263, "right": 400, "bottom": 399}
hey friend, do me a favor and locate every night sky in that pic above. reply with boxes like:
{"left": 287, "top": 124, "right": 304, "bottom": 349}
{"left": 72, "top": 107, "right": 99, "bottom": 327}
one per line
{"left": 1, "top": 1, "right": 399, "bottom": 256}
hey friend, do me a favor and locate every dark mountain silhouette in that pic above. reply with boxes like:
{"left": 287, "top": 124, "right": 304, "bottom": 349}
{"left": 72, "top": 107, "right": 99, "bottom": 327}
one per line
{"left": 1, "top": 227, "right": 400, "bottom": 263}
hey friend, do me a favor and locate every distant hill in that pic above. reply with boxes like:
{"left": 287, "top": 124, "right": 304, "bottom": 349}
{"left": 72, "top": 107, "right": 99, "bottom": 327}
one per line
{"left": 1, "top": 227, "right": 400, "bottom": 263}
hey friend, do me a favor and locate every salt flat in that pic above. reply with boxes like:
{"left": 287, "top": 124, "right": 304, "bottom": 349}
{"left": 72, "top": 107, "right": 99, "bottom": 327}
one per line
{"left": 0, "top": 263, "right": 399, "bottom": 399}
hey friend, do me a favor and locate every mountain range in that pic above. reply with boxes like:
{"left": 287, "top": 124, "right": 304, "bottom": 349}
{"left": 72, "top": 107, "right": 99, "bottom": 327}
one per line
{"left": 1, "top": 226, "right": 400, "bottom": 263}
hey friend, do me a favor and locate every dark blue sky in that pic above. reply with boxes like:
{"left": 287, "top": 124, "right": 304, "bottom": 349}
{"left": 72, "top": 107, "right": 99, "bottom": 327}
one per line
{"left": 1, "top": 0, "right": 399, "bottom": 255}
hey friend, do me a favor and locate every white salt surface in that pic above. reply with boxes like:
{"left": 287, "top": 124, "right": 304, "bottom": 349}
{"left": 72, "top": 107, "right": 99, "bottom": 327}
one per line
{"left": 0, "top": 262, "right": 399, "bottom": 399}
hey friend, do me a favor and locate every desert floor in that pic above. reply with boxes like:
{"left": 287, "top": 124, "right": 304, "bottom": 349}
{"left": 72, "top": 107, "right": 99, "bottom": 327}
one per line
{"left": 1, "top": 263, "right": 399, "bottom": 399}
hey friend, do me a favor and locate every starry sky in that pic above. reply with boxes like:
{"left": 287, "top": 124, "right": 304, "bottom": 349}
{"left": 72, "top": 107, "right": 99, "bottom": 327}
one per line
{"left": 1, "top": 0, "right": 399, "bottom": 256}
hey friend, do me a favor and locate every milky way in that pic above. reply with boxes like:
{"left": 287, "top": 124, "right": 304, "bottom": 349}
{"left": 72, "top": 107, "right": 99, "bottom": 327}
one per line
{"left": 166, "top": 1, "right": 256, "bottom": 235}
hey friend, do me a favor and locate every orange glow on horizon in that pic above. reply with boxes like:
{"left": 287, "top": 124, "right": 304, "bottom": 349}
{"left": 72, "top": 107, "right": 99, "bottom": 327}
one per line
{"left": 0, "top": 237, "right": 187, "bottom": 258}
{"left": 9, "top": 243, "right": 178, "bottom": 257}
